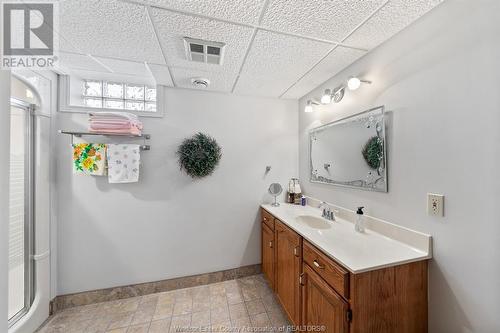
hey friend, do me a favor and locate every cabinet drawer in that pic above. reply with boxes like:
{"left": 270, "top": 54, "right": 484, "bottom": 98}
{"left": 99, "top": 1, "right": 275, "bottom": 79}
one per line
{"left": 303, "top": 241, "right": 349, "bottom": 299}
{"left": 261, "top": 208, "right": 274, "bottom": 230}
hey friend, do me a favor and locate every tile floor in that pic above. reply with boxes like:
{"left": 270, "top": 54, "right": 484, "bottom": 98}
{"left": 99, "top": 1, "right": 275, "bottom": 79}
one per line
{"left": 37, "top": 274, "right": 291, "bottom": 333}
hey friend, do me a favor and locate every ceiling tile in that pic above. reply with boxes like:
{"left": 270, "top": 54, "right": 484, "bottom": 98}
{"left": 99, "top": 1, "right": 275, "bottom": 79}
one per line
{"left": 140, "top": 0, "right": 265, "bottom": 25}
{"left": 148, "top": 64, "right": 174, "bottom": 86}
{"left": 93, "top": 57, "right": 149, "bottom": 77}
{"left": 344, "top": 0, "right": 444, "bottom": 49}
{"left": 282, "top": 46, "right": 367, "bottom": 99}
{"left": 234, "top": 30, "right": 332, "bottom": 97}
{"left": 59, "top": 0, "right": 165, "bottom": 63}
{"left": 260, "top": 0, "right": 385, "bottom": 42}
{"left": 72, "top": 70, "right": 156, "bottom": 86}
{"left": 57, "top": 52, "right": 111, "bottom": 73}
{"left": 170, "top": 67, "right": 236, "bottom": 93}
{"left": 150, "top": 8, "right": 254, "bottom": 75}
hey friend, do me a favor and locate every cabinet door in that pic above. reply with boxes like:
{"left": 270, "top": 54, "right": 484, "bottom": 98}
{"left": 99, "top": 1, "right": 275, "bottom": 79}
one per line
{"left": 301, "top": 264, "right": 349, "bottom": 333}
{"left": 275, "top": 220, "right": 301, "bottom": 325}
{"left": 262, "top": 223, "right": 275, "bottom": 289}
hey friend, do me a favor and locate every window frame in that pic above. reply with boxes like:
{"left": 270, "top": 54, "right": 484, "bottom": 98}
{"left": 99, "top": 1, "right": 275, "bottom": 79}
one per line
{"left": 58, "top": 75, "right": 166, "bottom": 118}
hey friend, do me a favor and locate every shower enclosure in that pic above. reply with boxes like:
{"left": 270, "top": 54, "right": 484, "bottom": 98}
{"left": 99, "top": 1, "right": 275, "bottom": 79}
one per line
{"left": 8, "top": 98, "right": 34, "bottom": 327}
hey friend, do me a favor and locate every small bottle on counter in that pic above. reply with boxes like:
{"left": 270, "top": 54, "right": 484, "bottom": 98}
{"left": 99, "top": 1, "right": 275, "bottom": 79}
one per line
{"left": 293, "top": 179, "right": 302, "bottom": 205}
{"left": 355, "top": 207, "right": 365, "bottom": 233}
{"left": 288, "top": 179, "right": 295, "bottom": 203}
{"left": 301, "top": 196, "right": 306, "bottom": 206}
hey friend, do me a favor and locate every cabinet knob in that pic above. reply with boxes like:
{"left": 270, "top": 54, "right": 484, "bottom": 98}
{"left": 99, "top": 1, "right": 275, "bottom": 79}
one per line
{"left": 269, "top": 241, "right": 273, "bottom": 248}
{"left": 263, "top": 217, "right": 268, "bottom": 221}
{"left": 293, "top": 246, "right": 300, "bottom": 257}
{"left": 313, "top": 260, "right": 325, "bottom": 269}
{"left": 299, "top": 273, "right": 305, "bottom": 286}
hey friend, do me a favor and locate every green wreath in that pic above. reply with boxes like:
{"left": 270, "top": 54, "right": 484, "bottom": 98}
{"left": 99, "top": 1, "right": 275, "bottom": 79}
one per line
{"left": 177, "top": 132, "right": 222, "bottom": 178}
{"left": 362, "top": 136, "right": 383, "bottom": 170}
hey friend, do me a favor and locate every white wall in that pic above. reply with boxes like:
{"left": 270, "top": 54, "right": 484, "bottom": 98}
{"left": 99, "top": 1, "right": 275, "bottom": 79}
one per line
{"left": 0, "top": 70, "right": 11, "bottom": 333}
{"left": 56, "top": 88, "right": 298, "bottom": 294}
{"left": 299, "top": 1, "right": 500, "bottom": 332}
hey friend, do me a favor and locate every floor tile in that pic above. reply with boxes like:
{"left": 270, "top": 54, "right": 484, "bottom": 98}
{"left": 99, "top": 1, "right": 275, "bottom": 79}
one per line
{"left": 126, "top": 323, "right": 150, "bottom": 333}
{"left": 262, "top": 293, "right": 280, "bottom": 312}
{"left": 250, "top": 312, "right": 271, "bottom": 329}
{"left": 106, "top": 328, "right": 127, "bottom": 333}
{"left": 37, "top": 274, "right": 286, "bottom": 333}
{"left": 226, "top": 291, "right": 243, "bottom": 305}
{"left": 148, "top": 318, "right": 171, "bottom": 333}
{"left": 131, "top": 309, "right": 154, "bottom": 325}
{"left": 173, "top": 300, "right": 193, "bottom": 316}
{"left": 210, "top": 305, "right": 230, "bottom": 325}
{"left": 107, "top": 312, "right": 134, "bottom": 330}
{"left": 169, "top": 314, "right": 191, "bottom": 333}
{"left": 153, "top": 302, "right": 174, "bottom": 321}
{"left": 210, "top": 322, "right": 231, "bottom": 332}
{"left": 192, "top": 298, "right": 210, "bottom": 312}
{"left": 245, "top": 299, "right": 266, "bottom": 316}
{"left": 157, "top": 292, "right": 175, "bottom": 305}
{"left": 85, "top": 317, "right": 111, "bottom": 333}
{"left": 231, "top": 315, "right": 251, "bottom": 328}
{"left": 191, "top": 310, "right": 210, "bottom": 327}
{"left": 228, "top": 303, "right": 248, "bottom": 321}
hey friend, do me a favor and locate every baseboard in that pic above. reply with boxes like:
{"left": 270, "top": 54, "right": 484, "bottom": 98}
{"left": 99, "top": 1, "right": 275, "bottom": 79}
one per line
{"left": 50, "top": 264, "right": 261, "bottom": 314}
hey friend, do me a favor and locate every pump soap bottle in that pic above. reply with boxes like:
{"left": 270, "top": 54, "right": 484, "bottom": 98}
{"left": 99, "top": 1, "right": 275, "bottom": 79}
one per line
{"left": 355, "top": 207, "right": 365, "bottom": 233}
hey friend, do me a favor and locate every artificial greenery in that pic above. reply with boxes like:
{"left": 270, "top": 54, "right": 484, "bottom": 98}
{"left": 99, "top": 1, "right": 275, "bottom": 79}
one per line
{"left": 362, "top": 136, "right": 383, "bottom": 170}
{"left": 177, "top": 132, "right": 222, "bottom": 178}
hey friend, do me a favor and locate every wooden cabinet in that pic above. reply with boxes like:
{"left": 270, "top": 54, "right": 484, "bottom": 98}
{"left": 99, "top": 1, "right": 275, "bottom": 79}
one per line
{"left": 275, "top": 219, "right": 302, "bottom": 325}
{"left": 303, "top": 241, "right": 349, "bottom": 299}
{"left": 261, "top": 209, "right": 274, "bottom": 230}
{"left": 261, "top": 223, "right": 275, "bottom": 289}
{"left": 301, "top": 264, "right": 349, "bottom": 333}
{"left": 260, "top": 208, "right": 428, "bottom": 333}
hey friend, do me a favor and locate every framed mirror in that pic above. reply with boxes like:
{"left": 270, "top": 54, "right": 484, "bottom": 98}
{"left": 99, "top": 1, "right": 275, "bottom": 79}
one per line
{"left": 309, "top": 106, "right": 387, "bottom": 192}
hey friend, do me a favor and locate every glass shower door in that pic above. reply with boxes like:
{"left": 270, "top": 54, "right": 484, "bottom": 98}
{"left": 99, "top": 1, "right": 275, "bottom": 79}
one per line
{"left": 8, "top": 101, "right": 33, "bottom": 325}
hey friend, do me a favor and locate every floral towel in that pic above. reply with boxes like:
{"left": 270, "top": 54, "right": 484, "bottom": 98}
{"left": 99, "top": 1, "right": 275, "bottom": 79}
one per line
{"left": 73, "top": 143, "right": 106, "bottom": 176}
{"left": 106, "top": 144, "right": 140, "bottom": 183}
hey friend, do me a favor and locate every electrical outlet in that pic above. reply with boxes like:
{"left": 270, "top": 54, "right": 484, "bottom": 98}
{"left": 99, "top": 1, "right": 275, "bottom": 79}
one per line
{"left": 427, "top": 193, "right": 444, "bottom": 217}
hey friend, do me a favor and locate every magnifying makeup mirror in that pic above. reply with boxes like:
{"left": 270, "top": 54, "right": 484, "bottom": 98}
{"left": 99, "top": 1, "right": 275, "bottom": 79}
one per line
{"left": 268, "top": 183, "right": 283, "bottom": 207}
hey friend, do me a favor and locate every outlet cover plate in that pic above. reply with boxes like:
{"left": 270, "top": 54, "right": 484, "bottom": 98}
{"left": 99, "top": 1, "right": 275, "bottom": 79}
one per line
{"left": 427, "top": 193, "right": 444, "bottom": 217}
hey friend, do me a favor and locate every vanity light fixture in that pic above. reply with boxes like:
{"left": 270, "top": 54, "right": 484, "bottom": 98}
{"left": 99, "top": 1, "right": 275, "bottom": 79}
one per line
{"left": 321, "top": 89, "right": 332, "bottom": 104}
{"left": 320, "top": 86, "right": 345, "bottom": 105}
{"left": 305, "top": 99, "right": 320, "bottom": 113}
{"left": 309, "top": 77, "right": 370, "bottom": 110}
{"left": 332, "top": 86, "right": 345, "bottom": 103}
{"left": 347, "top": 76, "right": 371, "bottom": 91}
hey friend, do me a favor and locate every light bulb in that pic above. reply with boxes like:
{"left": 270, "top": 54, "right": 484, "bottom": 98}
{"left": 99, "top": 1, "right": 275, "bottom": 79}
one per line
{"left": 304, "top": 100, "right": 314, "bottom": 113}
{"left": 321, "top": 89, "right": 332, "bottom": 104}
{"left": 347, "top": 77, "right": 361, "bottom": 90}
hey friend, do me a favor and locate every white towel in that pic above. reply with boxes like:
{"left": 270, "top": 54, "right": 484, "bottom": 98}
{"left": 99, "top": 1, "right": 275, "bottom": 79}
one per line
{"left": 106, "top": 144, "right": 141, "bottom": 183}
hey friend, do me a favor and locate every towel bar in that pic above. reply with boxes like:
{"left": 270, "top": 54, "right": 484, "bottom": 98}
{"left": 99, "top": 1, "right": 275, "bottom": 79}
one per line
{"left": 58, "top": 130, "right": 151, "bottom": 151}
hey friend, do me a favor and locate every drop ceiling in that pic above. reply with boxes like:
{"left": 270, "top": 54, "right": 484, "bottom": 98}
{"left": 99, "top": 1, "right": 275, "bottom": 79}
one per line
{"left": 56, "top": 0, "right": 443, "bottom": 99}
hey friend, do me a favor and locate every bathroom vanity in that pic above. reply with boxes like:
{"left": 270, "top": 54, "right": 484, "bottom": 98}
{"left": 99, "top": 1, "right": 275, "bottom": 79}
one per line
{"left": 261, "top": 203, "right": 432, "bottom": 333}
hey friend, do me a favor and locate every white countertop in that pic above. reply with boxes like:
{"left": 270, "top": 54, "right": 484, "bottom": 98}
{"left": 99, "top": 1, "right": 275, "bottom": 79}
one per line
{"left": 261, "top": 203, "right": 432, "bottom": 274}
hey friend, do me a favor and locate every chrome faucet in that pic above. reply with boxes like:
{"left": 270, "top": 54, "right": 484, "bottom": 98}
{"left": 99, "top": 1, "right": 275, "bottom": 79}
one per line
{"left": 319, "top": 202, "right": 336, "bottom": 221}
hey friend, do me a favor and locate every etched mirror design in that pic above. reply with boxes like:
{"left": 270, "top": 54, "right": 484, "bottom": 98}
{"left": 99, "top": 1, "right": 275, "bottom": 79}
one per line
{"left": 309, "top": 106, "right": 387, "bottom": 192}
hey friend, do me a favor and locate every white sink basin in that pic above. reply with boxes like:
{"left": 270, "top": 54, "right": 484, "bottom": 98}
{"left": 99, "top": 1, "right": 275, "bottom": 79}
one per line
{"left": 296, "top": 215, "right": 332, "bottom": 230}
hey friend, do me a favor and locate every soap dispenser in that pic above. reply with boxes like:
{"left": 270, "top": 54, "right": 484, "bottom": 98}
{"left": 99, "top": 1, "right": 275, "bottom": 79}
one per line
{"left": 355, "top": 207, "right": 365, "bottom": 233}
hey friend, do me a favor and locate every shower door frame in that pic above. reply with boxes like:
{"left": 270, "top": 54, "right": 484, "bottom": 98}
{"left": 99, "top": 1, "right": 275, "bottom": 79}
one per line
{"left": 8, "top": 97, "right": 35, "bottom": 328}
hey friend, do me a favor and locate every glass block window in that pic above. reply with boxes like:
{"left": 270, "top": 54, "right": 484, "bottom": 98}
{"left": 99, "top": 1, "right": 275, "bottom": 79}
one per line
{"left": 103, "top": 82, "right": 124, "bottom": 99}
{"left": 83, "top": 80, "right": 157, "bottom": 112}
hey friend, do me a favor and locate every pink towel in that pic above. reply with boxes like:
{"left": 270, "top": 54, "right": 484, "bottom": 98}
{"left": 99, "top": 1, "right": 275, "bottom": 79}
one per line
{"left": 88, "top": 112, "right": 143, "bottom": 135}
{"left": 89, "top": 127, "right": 142, "bottom": 136}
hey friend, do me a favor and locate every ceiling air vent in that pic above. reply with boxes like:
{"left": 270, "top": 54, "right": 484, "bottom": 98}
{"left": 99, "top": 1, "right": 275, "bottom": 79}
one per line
{"left": 184, "top": 37, "right": 226, "bottom": 65}
{"left": 191, "top": 77, "right": 210, "bottom": 88}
